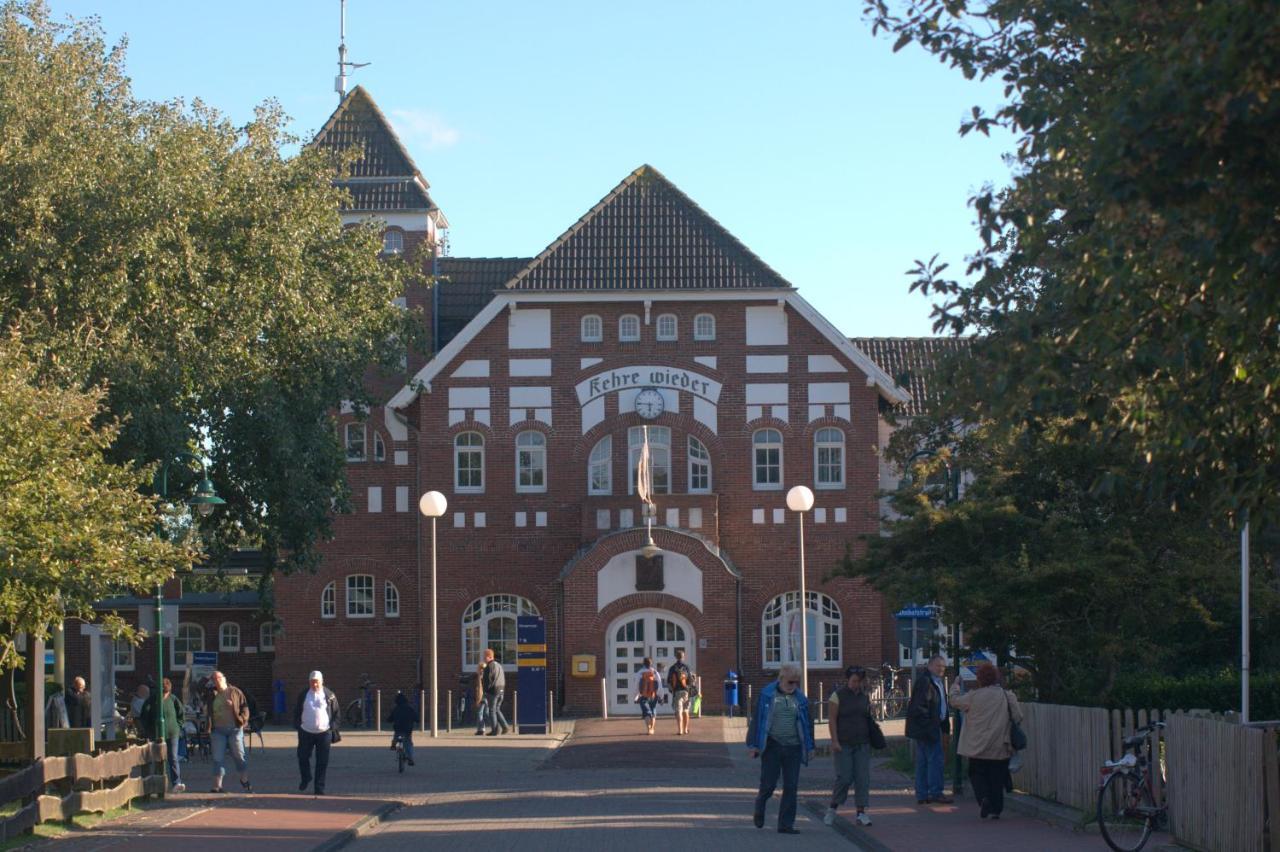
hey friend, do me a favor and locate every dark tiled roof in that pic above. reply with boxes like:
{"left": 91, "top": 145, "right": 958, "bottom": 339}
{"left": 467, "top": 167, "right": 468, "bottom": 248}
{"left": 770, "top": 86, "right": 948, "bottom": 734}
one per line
{"left": 434, "top": 258, "right": 532, "bottom": 350}
{"left": 311, "top": 86, "right": 439, "bottom": 214}
{"left": 507, "top": 165, "right": 792, "bottom": 292}
{"left": 851, "top": 337, "right": 973, "bottom": 417}
{"left": 95, "top": 591, "right": 263, "bottom": 610}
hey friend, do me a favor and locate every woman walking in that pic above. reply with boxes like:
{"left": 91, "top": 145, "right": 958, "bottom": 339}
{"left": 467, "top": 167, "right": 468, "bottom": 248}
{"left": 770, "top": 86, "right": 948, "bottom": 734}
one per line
{"left": 948, "top": 663, "right": 1022, "bottom": 819}
{"left": 824, "top": 666, "right": 874, "bottom": 826}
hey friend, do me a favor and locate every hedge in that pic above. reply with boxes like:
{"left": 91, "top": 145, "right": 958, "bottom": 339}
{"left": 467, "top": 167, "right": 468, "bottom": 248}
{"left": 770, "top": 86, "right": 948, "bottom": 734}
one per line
{"left": 1105, "top": 669, "right": 1280, "bottom": 720}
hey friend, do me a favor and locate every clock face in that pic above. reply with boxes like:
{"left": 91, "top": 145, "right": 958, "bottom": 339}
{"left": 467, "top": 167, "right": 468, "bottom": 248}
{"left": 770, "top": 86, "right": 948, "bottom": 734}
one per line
{"left": 634, "top": 388, "right": 665, "bottom": 419}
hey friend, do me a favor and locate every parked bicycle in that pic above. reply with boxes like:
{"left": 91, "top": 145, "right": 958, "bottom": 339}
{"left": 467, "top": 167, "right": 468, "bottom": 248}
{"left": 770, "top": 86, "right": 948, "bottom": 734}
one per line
{"left": 1096, "top": 721, "right": 1167, "bottom": 852}
{"left": 343, "top": 674, "right": 376, "bottom": 729}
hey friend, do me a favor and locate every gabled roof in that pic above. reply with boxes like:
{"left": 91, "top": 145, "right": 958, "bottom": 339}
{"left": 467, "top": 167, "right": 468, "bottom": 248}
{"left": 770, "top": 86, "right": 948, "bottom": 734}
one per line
{"left": 852, "top": 337, "right": 972, "bottom": 416}
{"left": 506, "top": 165, "right": 792, "bottom": 292}
{"left": 311, "top": 86, "right": 443, "bottom": 218}
{"left": 434, "top": 258, "right": 531, "bottom": 350}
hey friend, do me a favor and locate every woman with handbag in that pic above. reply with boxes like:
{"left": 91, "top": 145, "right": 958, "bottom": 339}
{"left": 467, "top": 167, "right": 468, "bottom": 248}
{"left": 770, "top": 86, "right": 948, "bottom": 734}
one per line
{"left": 948, "top": 662, "right": 1023, "bottom": 819}
{"left": 823, "top": 665, "right": 884, "bottom": 827}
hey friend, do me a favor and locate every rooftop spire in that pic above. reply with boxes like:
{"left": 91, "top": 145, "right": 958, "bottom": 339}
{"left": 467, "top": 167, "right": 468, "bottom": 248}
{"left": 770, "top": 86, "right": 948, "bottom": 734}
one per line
{"left": 335, "top": 0, "right": 370, "bottom": 100}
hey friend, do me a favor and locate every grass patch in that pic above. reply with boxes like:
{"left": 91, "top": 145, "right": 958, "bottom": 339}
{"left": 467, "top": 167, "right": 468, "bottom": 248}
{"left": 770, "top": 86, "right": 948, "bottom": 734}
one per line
{"left": 0, "top": 801, "right": 149, "bottom": 851}
{"left": 886, "top": 742, "right": 913, "bottom": 775}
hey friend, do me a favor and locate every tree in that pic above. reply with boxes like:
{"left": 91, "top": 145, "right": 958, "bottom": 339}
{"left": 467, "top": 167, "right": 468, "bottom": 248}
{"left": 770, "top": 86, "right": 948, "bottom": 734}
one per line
{"left": 0, "top": 2, "right": 421, "bottom": 572}
{"left": 863, "top": 0, "right": 1280, "bottom": 526}
{"left": 0, "top": 334, "right": 194, "bottom": 669}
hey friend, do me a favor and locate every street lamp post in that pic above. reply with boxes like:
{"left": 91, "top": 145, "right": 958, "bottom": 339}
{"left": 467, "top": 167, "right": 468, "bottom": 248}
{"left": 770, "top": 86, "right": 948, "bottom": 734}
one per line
{"left": 418, "top": 491, "right": 447, "bottom": 738}
{"left": 785, "top": 485, "right": 815, "bottom": 694}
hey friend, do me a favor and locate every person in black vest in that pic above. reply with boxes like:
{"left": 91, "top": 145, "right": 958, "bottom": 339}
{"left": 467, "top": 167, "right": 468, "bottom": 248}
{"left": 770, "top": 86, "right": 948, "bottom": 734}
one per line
{"left": 905, "top": 654, "right": 953, "bottom": 805}
{"left": 824, "top": 666, "right": 874, "bottom": 826}
{"left": 293, "top": 670, "right": 340, "bottom": 795}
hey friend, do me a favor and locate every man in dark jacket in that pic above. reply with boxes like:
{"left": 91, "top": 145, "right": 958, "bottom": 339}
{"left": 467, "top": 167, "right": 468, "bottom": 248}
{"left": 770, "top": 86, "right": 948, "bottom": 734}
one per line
{"left": 387, "top": 692, "right": 416, "bottom": 766}
{"left": 905, "top": 655, "right": 953, "bottom": 805}
{"left": 66, "top": 677, "right": 92, "bottom": 728}
{"left": 140, "top": 677, "right": 186, "bottom": 792}
{"left": 293, "top": 670, "right": 340, "bottom": 795}
{"left": 480, "top": 649, "right": 510, "bottom": 736}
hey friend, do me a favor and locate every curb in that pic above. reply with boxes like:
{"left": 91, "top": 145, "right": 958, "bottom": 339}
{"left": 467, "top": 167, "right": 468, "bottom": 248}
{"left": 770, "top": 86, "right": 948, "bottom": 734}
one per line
{"left": 802, "top": 799, "right": 891, "bottom": 852}
{"left": 311, "top": 801, "right": 401, "bottom": 852}
{"left": 1000, "top": 790, "right": 1091, "bottom": 831}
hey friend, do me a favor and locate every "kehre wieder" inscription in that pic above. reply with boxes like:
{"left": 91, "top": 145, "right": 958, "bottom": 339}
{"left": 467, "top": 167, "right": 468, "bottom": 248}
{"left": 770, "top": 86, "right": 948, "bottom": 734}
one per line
{"left": 575, "top": 365, "right": 722, "bottom": 405}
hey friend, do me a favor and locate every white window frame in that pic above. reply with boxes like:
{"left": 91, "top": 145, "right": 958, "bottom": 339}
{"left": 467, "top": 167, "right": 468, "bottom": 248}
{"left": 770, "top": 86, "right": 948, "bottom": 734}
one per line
{"left": 656, "top": 313, "right": 678, "bottom": 341}
{"left": 628, "top": 426, "right": 671, "bottom": 495}
{"left": 752, "top": 428, "right": 784, "bottom": 490}
{"left": 382, "top": 229, "right": 404, "bottom": 255}
{"left": 321, "top": 581, "right": 336, "bottom": 619}
{"left": 762, "top": 591, "right": 842, "bottom": 669}
{"left": 618, "top": 314, "right": 641, "bottom": 342}
{"left": 454, "top": 431, "right": 485, "bottom": 493}
{"left": 515, "top": 430, "right": 547, "bottom": 493}
{"left": 581, "top": 314, "right": 603, "bottom": 342}
{"left": 113, "top": 637, "right": 135, "bottom": 672}
{"left": 588, "top": 435, "right": 612, "bottom": 495}
{"left": 346, "top": 574, "right": 375, "bottom": 619}
{"left": 694, "top": 313, "right": 716, "bottom": 341}
{"left": 814, "top": 427, "right": 846, "bottom": 489}
{"left": 219, "top": 622, "right": 241, "bottom": 652}
{"left": 462, "top": 594, "right": 541, "bottom": 671}
{"left": 373, "top": 432, "right": 386, "bottom": 462}
{"left": 259, "top": 622, "right": 276, "bottom": 651}
{"left": 345, "top": 423, "right": 366, "bottom": 462}
{"left": 687, "top": 435, "right": 712, "bottom": 494}
{"left": 170, "top": 623, "right": 205, "bottom": 669}
{"left": 385, "top": 581, "right": 401, "bottom": 618}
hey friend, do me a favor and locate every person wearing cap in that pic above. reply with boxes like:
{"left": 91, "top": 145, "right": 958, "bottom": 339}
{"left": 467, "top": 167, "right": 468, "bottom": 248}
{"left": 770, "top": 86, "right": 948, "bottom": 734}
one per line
{"left": 824, "top": 665, "right": 874, "bottom": 827}
{"left": 293, "top": 671, "right": 340, "bottom": 795}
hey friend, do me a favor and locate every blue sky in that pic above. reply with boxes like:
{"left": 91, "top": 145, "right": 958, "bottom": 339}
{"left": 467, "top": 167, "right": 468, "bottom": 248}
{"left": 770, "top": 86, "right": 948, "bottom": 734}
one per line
{"left": 51, "top": 1, "right": 1011, "bottom": 337}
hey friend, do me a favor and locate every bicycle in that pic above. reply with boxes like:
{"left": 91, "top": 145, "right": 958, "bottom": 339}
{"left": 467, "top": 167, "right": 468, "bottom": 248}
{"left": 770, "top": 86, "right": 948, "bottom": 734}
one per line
{"left": 392, "top": 733, "right": 408, "bottom": 773}
{"left": 1096, "top": 721, "right": 1167, "bottom": 852}
{"left": 343, "top": 674, "right": 376, "bottom": 729}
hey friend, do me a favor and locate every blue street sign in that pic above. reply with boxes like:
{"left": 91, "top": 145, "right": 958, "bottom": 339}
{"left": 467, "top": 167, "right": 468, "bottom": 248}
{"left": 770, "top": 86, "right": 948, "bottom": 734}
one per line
{"left": 895, "top": 606, "right": 934, "bottom": 619}
{"left": 516, "top": 616, "right": 548, "bottom": 734}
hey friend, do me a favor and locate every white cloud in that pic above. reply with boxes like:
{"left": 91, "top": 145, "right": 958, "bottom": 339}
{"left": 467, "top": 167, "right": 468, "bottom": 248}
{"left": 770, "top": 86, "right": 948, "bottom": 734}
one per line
{"left": 388, "top": 108, "right": 460, "bottom": 151}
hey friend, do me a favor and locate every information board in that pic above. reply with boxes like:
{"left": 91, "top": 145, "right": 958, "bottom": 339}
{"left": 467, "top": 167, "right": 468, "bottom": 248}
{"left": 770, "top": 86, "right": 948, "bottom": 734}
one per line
{"left": 516, "top": 615, "right": 548, "bottom": 735}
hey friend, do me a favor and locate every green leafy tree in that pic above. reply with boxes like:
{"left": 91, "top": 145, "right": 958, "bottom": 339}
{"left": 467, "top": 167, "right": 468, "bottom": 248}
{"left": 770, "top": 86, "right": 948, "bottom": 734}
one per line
{"left": 0, "top": 335, "right": 194, "bottom": 668}
{"left": 0, "top": 2, "right": 421, "bottom": 572}
{"left": 863, "top": 0, "right": 1280, "bottom": 526}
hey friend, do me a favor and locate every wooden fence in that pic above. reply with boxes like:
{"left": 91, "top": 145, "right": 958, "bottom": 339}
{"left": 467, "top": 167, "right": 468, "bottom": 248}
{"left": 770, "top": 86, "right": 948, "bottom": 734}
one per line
{"left": 0, "top": 742, "right": 166, "bottom": 842}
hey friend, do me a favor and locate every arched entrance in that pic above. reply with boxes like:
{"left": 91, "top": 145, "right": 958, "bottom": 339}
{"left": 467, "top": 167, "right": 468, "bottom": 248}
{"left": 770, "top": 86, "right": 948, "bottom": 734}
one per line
{"left": 605, "top": 609, "right": 695, "bottom": 715}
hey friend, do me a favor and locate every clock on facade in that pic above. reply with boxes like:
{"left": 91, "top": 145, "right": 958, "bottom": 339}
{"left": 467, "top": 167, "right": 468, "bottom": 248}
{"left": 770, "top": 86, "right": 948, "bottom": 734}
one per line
{"left": 634, "top": 387, "right": 665, "bottom": 419}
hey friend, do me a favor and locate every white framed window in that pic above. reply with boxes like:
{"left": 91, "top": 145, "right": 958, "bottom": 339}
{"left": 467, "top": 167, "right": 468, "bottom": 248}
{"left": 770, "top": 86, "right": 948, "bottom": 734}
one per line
{"left": 454, "top": 431, "right": 485, "bottom": 493}
{"left": 628, "top": 426, "right": 671, "bottom": 494}
{"left": 219, "top": 622, "right": 240, "bottom": 652}
{"left": 385, "top": 581, "right": 400, "bottom": 618}
{"left": 259, "top": 622, "right": 276, "bottom": 651}
{"left": 171, "top": 623, "right": 205, "bottom": 669}
{"left": 762, "top": 591, "right": 842, "bottom": 668}
{"left": 462, "top": 595, "right": 540, "bottom": 670}
{"left": 815, "top": 427, "right": 845, "bottom": 489}
{"left": 345, "top": 423, "right": 366, "bottom": 461}
{"left": 588, "top": 435, "right": 612, "bottom": 495}
{"left": 113, "top": 637, "right": 135, "bottom": 671}
{"left": 516, "top": 431, "right": 547, "bottom": 493}
{"left": 618, "top": 314, "right": 641, "bottom": 342}
{"left": 694, "top": 313, "right": 716, "bottom": 341}
{"left": 321, "top": 582, "right": 336, "bottom": 619}
{"left": 688, "top": 435, "right": 711, "bottom": 493}
{"left": 373, "top": 432, "right": 386, "bottom": 462}
{"left": 753, "top": 428, "right": 783, "bottom": 490}
{"left": 581, "top": 314, "right": 603, "bottom": 342}
{"left": 656, "top": 313, "right": 678, "bottom": 341}
{"left": 346, "top": 574, "right": 375, "bottom": 618}
{"left": 382, "top": 229, "right": 404, "bottom": 255}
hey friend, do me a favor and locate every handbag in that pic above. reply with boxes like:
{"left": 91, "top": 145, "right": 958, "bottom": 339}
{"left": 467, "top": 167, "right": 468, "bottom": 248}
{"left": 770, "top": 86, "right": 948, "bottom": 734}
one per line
{"left": 1006, "top": 693, "right": 1027, "bottom": 751}
{"left": 868, "top": 716, "right": 887, "bottom": 750}
{"left": 330, "top": 728, "right": 342, "bottom": 744}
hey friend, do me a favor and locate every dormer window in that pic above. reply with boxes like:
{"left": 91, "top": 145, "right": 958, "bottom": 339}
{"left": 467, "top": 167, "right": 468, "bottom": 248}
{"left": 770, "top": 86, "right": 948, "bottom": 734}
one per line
{"left": 619, "top": 315, "right": 641, "bottom": 342}
{"left": 581, "top": 315, "right": 603, "bottom": 342}
{"left": 656, "top": 314, "right": 678, "bottom": 341}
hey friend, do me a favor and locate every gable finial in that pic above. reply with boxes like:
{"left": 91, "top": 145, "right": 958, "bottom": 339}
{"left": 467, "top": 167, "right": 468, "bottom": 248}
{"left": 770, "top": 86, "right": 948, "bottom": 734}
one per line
{"left": 335, "top": 0, "right": 371, "bottom": 100}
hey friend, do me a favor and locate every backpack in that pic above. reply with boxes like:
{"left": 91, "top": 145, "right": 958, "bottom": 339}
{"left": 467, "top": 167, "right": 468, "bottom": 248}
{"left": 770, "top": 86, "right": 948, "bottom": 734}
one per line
{"left": 672, "top": 666, "right": 690, "bottom": 691}
{"left": 639, "top": 670, "right": 658, "bottom": 699}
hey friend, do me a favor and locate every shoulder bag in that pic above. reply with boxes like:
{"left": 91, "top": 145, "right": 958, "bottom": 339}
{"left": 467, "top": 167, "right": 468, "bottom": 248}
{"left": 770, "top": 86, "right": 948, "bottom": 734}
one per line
{"left": 1006, "top": 692, "right": 1027, "bottom": 751}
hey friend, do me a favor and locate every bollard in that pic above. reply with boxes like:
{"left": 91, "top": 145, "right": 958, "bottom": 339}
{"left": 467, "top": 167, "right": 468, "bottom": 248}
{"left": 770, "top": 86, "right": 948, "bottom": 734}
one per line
{"left": 601, "top": 678, "right": 609, "bottom": 719}
{"left": 420, "top": 689, "right": 427, "bottom": 733}
{"left": 747, "top": 683, "right": 753, "bottom": 705}
{"left": 375, "top": 690, "right": 382, "bottom": 732}
{"left": 817, "top": 682, "right": 823, "bottom": 723}
{"left": 549, "top": 690, "right": 555, "bottom": 734}
{"left": 446, "top": 690, "right": 453, "bottom": 732}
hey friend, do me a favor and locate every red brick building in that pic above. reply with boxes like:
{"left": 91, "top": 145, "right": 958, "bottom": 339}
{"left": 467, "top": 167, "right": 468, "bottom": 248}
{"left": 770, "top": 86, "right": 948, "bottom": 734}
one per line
{"left": 272, "top": 88, "right": 929, "bottom": 716}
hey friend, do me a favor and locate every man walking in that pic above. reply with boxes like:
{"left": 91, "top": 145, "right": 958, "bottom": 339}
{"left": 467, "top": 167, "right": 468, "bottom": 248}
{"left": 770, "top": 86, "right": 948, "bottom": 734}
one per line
{"left": 294, "top": 670, "right": 340, "bottom": 795}
{"left": 480, "top": 649, "right": 509, "bottom": 736}
{"left": 633, "top": 657, "right": 661, "bottom": 735}
{"left": 66, "top": 676, "right": 91, "bottom": 729}
{"left": 667, "top": 650, "right": 693, "bottom": 735}
{"left": 141, "top": 678, "right": 186, "bottom": 793}
{"left": 906, "top": 654, "right": 953, "bottom": 805}
{"left": 746, "top": 663, "right": 815, "bottom": 834}
{"left": 209, "top": 671, "right": 252, "bottom": 794}
{"left": 824, "top": 666, "right": 873, "bottom": 826}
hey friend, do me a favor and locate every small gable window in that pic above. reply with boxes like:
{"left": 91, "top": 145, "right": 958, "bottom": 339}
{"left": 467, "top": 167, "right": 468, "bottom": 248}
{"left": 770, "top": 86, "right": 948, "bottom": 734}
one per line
{"left": 382, "top": 230, "right": 404, "bottom": 255}
{"left": 656, "top": 314, "right": 678, "bottom": 341}
{"left": 581, "top": 315, "right": 603, "bottom": 342}
{"left": 619, "top": 315, "right": 640, "bottom": 342}
{"left": 694, "top": 314, "right": 716, "bottom": 341}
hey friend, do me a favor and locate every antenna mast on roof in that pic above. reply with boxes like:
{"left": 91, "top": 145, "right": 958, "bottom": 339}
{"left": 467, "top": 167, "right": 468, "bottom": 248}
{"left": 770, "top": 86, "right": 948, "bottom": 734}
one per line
{"left": 335, "top": 0, "right": 370, "bottom": 100}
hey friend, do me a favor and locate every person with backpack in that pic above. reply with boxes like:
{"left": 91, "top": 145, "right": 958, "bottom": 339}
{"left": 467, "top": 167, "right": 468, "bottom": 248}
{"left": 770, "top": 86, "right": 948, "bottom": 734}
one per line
{"left": 633, "top": 657, "right": 661, "bottom": 735}
{"left": 667, "top": 650, "right": 694, "bottom": 735}
{"left": 386, "top": 692, "right": 417, "bottom": 766}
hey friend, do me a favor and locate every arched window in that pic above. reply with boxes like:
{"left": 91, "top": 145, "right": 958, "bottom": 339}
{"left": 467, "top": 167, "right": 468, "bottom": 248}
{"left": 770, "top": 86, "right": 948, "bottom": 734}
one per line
{"left": 382, "top": 230, "right": 404, "bottom": 255}
{"left": 219, "top": 622, "right": 240, "bottom": 652}
{"left": 588, "top": 435, "right": 612, "bottom": 495}
{"left": 345, "top": 423, "right": 366, "bottom": 461}
{"left": 462, "top": 595, "right": 540, "bottom": 670}
{"left": 581, "top": 314, "right": 603, "bottom": 342}
{"left": 454, "top": 432, "right": 484, "bottom": 492}
{"left": 171, "top": 623, "right": 205, "bottom": 668}
{"left": 628, "top": 426, "right": 670, "bottom": 494}
{"left": 762, "top": 591, "right": 842, "bottom": 668}
{"left": 688, "top": 435, "right": 711, "bottom": 493}
{"left": 814, "top": 427, "right": 845, "bottom": 489}
{"left": 373, "top": 432, "right": 386, "bottom": 462}
{"left": 385, "top": 581, "right": 400, "bottom": 618}
{"left": 259, "top": 622, "right": 277, "bottom": 651}
{"left": 656, "top": 313, "right": 678, "bottom": 341}
{"left": 618, "top": 314, "right": 641, "bottom": 342}
{"left": 321, "top": 582, "right": 336, "bottom": 619}
{"left": 346, "top": 574, "right": 374, "bottom": 618}
{"left": 694, "top": 313, "right": 716, "bottom": 341}
{"left": 516, "top": 431, "right": 547, "bottom": 493}
{"left": 753, "top": 428, "right": 783, "bottom": 490}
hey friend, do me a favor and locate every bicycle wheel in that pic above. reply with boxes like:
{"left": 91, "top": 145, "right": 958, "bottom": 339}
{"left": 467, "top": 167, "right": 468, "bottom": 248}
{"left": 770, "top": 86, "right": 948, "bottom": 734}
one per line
{"left": 398, "top": 745, "right": 406, "bottom": 773}
{"left": 1097, "top": 771, "right": 1154, "bottom": 852}
{"left": 344, "top": 700, "right": 363, "bottom": 729}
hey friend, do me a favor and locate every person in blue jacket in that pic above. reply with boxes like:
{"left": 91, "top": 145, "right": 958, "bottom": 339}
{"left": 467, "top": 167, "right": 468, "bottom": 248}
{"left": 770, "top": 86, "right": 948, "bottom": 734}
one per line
{"left": 746, "top": 663, "right": 815, "bottom": 834}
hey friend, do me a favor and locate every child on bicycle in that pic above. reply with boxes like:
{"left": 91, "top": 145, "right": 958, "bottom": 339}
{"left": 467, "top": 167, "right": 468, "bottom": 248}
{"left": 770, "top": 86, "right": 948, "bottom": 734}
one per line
{"left": 387, "top": 692, "right": 417, "bottom": 766}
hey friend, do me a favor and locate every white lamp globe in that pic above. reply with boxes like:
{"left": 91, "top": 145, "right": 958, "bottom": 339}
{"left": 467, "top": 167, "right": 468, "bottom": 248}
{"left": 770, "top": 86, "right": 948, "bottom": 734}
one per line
{"left": 785, "top": 485, "right": 815, "bottom": 513}
{"left": 418, "top": 490, "right": 448, "bottom": 518}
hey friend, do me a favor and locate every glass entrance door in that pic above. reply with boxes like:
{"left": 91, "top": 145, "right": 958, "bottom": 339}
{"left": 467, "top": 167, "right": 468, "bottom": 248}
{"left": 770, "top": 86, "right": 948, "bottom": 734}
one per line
{"left": 606, "top": 610, "right": 694, "bottom": 715}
